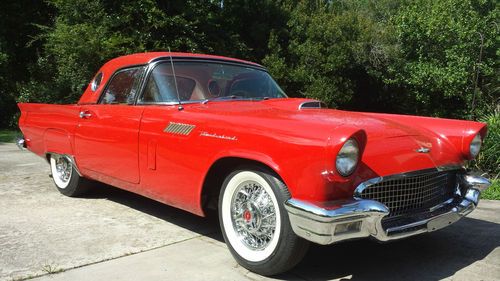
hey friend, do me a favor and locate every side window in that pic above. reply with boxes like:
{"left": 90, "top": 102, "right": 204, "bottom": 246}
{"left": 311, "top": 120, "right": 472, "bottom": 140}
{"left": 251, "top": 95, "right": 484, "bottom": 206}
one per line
{"left": 139, "top": 63, "right": 196, "bottom": 103}
{"left": 91, "top": 72, "right": 103, "bottom": 91}
{"left": 100, "top": 67, "right": 144, "bottom": 104}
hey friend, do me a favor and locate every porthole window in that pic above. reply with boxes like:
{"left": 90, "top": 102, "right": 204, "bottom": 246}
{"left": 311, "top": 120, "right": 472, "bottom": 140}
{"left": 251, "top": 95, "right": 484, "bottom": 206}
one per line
{"left": 91, "top": 72, "right": 103, "bottom": 91}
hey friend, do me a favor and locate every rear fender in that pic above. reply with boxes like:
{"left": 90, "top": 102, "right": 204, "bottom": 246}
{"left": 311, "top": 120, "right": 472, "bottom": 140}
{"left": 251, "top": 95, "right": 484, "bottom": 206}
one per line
{"left": 44, "top": 128, "right": 74, "bottom": 158}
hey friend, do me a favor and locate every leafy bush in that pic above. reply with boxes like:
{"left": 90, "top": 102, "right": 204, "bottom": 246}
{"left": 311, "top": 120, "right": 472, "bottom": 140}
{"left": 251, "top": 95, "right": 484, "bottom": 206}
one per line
{"left": 0, "top": 130, "right": 19, "bottom": 143}
{"left": 474, "top": 109, "right": 500, "bottom": 179}
{"left": 389, "top": 0, "right": 498, "bottom": 118}
{"left": 0, "top": 0, "right": 498, "bottom": 126}
{"left": 264, "top": 0, "right": 498, "bottom": 118}
{"left": 482, "top": 180, "right": 500, "bottom": 200}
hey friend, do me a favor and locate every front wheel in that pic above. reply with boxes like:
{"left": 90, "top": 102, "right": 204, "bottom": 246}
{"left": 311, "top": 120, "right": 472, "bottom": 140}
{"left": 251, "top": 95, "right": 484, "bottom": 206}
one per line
{"left": 218, "top": 167, "right": 309, "bottom": 276}
{"left": 49, "top": 154, "right": 91, "bottom": 197}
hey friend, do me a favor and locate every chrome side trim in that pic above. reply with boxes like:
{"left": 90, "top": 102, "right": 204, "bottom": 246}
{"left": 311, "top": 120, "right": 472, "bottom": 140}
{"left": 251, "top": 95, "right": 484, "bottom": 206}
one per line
{"left": 298, "top": 100, "right": 327, "bottom": 110}
{"left": 138, "top": 100, "right": 204, "bottom": 106}
{"left": 285, "top": 172, "right": 490, "bottom": 245}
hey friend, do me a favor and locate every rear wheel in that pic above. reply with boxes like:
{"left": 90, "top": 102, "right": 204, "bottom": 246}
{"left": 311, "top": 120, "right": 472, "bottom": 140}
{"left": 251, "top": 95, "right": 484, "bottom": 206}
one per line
{"left": 49, "top": 154, "right": 91, "bottom": 197}
{"left": 218, "top": 167, "right": 309, "bottom": 276}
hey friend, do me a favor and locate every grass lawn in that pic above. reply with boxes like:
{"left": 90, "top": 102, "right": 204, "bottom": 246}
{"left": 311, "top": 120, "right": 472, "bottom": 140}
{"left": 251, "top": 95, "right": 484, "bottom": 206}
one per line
{"left": 482, "top": 179, "right": 500, "bottom": 200}
{"left": 0, "top": 129, "right": 20, "bottom": 143}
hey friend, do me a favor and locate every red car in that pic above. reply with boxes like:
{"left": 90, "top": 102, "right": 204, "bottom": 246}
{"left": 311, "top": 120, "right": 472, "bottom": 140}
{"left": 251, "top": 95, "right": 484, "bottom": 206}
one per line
{"left": 17, "top": 52, "right": 491, "bottom": 275}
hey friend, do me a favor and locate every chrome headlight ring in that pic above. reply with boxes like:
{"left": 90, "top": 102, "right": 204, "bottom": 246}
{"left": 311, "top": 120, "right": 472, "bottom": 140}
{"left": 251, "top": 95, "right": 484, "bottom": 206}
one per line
{"left": 469, "top": 133, "right": 482, "bottom": 159}
{"left": 336, "top": 138, "right": 359, "bottom": 177}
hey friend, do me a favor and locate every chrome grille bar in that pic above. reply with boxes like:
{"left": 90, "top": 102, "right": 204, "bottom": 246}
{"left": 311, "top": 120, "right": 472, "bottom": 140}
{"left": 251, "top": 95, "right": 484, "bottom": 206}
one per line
{"left": 357, "top": 170, "right": 457, "bottom": 218}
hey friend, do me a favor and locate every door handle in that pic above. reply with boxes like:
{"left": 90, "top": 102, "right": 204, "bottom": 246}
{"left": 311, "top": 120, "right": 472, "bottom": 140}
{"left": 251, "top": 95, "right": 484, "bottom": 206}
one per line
{"left": 79, "top": 111, "right": 92, "bottom": 119}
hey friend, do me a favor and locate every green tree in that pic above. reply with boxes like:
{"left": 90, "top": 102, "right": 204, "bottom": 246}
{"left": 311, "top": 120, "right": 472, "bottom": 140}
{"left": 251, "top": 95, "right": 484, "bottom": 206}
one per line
{"left": 219, "top": 0, "right": 289, "bottom": 61}
{"left": 4, "top": 0, "right": 499, "bottom": 127}
{"left": 18, "top": 0, "right": 284, "bottom": 104}
{"left": 0, "top": 0, "right": 53, "bottom": 127}
{"left": 264, "top": 0, "right": 498, "bottom": 117}
{"left": 388, "top": 0, "right": 499, "bottom": 118}
{"left": 264, "top": 0, "right": 402, "bottom": 111}
{"left": 0, "top": 44, "right": 13, "bottom": 127}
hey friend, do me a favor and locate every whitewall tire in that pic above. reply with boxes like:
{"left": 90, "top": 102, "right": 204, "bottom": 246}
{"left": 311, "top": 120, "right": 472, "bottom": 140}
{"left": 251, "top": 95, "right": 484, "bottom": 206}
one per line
{"left": 50, "top": 154, "right": 72, "bottom": 189}
{"left": 218, "top": 167, "right": 309, "bottom": 276}
{"left": 49, "top": 154, "right": 91, "bottom": 197}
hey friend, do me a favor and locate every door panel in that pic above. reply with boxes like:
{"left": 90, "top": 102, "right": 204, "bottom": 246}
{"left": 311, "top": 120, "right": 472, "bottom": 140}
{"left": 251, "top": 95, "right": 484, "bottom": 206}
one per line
{"left": 75, "top": 65, "right": 145, "bottom": 184}
{"left": 138, "top": 105, "right": 209, "bottom": 214}
{"left": 75, "top": 105, "right": 144, "bottom": 183}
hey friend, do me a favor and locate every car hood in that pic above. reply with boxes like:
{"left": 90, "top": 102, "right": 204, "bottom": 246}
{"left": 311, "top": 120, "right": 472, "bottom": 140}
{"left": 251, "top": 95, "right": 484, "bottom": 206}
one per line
{"left": 199, "top": 98, "right": 434, "bottom": 139}
{"left": 264, "top": 99, "right": 464, "bottom": 174}
{"left": 193, "top": 98, "right": 466, "bottom": 176}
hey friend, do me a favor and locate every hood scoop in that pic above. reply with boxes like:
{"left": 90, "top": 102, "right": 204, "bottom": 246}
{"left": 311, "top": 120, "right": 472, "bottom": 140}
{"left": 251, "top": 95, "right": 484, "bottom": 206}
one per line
{"left": 298, "top": 100, "right": 327, "bottom": 110}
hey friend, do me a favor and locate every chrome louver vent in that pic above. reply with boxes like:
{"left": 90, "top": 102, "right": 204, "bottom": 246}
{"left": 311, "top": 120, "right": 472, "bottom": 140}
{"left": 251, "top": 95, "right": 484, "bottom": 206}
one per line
{"left": 356, "top": 170, "right": 457, "bottom": 218}
{"left": 164, "top": 122, "right": 196, "bottom": 135}
{"left": 298, "top": 101, "right": 327, "bottom": 110}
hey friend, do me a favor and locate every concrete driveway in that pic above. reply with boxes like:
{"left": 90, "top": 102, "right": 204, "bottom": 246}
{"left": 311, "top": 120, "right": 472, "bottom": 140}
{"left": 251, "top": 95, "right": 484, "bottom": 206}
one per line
{"left": 1, "top": 142, "right": 499, "bottom": 281}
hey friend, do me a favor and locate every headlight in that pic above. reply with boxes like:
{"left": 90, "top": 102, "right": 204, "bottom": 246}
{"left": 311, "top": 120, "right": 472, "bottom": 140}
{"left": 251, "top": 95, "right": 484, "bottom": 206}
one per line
{"left": 336, "top": 138, "right": 359, "bottom": 177}
{"left": 469, "top": 134, "right": 482, "bottom": 158}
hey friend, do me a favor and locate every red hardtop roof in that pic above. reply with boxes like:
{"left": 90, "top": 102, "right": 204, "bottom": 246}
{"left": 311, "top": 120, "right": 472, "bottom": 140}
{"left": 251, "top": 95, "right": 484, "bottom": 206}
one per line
{"left": 104, "top": 52, "right": 263, "bottom": 69}
{"left": 78, "top": 52, "right": 264, "bottom": 104}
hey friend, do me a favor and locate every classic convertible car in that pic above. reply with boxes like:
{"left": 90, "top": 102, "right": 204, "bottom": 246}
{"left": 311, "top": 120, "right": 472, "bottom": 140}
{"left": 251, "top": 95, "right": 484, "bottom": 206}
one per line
{"left": 17, "top": 52, "right": 491, "bottom": 275}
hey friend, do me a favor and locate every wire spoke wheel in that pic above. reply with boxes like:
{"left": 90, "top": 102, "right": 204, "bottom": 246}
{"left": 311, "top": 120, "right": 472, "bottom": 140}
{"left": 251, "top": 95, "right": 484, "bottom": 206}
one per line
{"left": 231, "top": 181, "right": 276, "bottom": 250}
{"left": 50, "top": 154, "right": 73, "bottom": 189}
{"left": 219, "top": 167, "right": 309, "bottom": 276}
{"left": 49, "top": 154, "right": 91, "bottom": 197}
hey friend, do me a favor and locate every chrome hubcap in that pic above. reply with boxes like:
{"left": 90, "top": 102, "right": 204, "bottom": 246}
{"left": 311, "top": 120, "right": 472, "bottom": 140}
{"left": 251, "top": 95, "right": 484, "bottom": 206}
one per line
{"left": 54, "top": 155, "right": 72, "bottom": 183}
{"left": 231, "top": 181, "right": 276, "bottom": 250}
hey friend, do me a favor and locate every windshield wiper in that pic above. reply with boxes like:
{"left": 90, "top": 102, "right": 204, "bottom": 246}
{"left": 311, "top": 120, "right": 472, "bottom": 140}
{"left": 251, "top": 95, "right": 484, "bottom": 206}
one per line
{"left": 202, "top": 95, "right": 272, "bottom": 104}
{"left": 202, "top": 95, "right": 244, "bottom": 104}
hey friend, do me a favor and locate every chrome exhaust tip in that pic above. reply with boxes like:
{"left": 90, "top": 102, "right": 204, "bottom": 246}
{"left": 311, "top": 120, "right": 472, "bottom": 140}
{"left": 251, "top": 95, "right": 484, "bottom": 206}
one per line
{"left": 16, "top": 137, "right": 26, "bottom": 150}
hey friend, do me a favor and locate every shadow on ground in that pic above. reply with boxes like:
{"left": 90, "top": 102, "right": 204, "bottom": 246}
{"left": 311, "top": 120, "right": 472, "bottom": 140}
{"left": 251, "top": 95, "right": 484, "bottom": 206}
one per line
{"left": 84, "top": 184, "right": 499, "bottom": 281}
{"left": 284, "top": 217, "right": 499, "bottom": 280}
{"left": 84, "top": 183, "right": 222, "bottom": 241}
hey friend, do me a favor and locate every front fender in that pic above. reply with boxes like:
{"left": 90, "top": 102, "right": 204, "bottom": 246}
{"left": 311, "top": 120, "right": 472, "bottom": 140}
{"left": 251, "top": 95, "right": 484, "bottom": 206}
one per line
{"left": 206, "top": 145, "right": 330, "bottom": 203}
{"left": 210, "top": 149, "right": 283, "bottom": 175}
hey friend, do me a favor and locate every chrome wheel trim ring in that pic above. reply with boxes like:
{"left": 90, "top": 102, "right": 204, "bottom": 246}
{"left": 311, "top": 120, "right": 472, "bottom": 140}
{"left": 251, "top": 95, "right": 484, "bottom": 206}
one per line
{"left": 222, "top": 171, "right": 281, "bottom": 262}
{"left": 50, "top": 155, "right": 72, "bottom": 189}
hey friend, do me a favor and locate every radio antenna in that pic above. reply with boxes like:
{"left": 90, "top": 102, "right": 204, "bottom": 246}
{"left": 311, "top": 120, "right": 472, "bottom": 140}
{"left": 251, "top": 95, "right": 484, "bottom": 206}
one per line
{"left": 168, "top": 47, "right": 183, "bottom": 110}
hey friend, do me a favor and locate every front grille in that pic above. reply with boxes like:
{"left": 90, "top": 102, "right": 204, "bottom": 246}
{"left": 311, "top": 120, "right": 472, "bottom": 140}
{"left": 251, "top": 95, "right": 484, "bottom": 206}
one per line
{"left": 357, "top": 170, "right": 458, "bottom": 218}
{"left": 381, "top": 201, "right": 456, "bottom": 232}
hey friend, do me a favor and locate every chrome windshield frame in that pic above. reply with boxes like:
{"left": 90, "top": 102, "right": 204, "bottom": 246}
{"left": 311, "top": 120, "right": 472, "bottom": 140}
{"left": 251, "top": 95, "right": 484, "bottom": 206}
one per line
{"left": 135, "top": 58, "right": 287, "bottom": 106}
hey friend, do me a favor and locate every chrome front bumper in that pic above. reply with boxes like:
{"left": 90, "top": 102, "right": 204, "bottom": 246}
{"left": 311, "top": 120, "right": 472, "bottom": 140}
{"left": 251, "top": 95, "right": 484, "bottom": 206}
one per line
{"left": 285, "top": 174, "right": 491, "bottom": 245}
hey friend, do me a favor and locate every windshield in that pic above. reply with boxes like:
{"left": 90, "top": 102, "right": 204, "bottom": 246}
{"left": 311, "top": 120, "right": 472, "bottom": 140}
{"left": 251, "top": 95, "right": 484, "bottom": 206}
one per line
{"left": 138, "top": 61, "right": 287, "bottom": 103}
